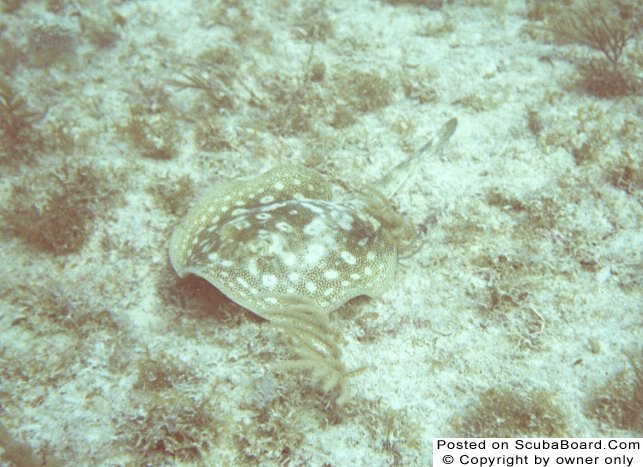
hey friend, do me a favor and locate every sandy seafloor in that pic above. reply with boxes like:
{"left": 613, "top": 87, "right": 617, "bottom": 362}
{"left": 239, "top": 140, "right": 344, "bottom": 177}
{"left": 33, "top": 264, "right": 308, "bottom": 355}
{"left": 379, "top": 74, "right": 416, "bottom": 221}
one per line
{"left": 0, "top": 0, "right": 641, "bottom": 465}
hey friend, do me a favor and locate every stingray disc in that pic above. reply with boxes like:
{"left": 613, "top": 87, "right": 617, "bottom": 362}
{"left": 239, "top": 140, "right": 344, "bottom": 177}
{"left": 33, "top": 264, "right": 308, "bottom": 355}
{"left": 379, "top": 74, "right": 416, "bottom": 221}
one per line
{"left": 169, "top": 166, "right": 397, "bottom": 318}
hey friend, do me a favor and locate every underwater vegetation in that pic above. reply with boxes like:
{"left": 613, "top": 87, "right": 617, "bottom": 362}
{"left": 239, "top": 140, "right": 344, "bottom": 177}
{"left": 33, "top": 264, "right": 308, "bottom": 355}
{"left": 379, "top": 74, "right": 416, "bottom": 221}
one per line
{"left": 587, "top": 352, "right": 643, "bottom": 435}
{"left": 546, "top": 0, "right": 641, "bottom": 98}
{"left": 0, "top": 0, "right": 24, "bottom": 13}
{"left": 122, "top": 352, "right": 223, "bottom": 463}
{"left": 0, "top": 422, "right": 40, "bottom": 467}
{"left": 118, "top": 108, "right": 181, "bottom": 160}
{"left": 452, "top": 386, "right": 567, "bottom": 437}
{"left": 25, "top": 24, "right": 77, "bottom": 69}
{"left": 267, "top": 297, "right": 366, "bottom": 404}
{"left": 0, "top": 80, "right": 44, "bottom": 166}
{"left": 1, "top": 162, "right": 115, "bottom": 255}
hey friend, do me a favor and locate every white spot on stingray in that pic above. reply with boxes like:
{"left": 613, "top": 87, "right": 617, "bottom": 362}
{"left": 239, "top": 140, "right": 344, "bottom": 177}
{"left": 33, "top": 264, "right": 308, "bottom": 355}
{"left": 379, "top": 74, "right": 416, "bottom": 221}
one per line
{"left": 282, "top": 251, "right": 297, "bottom": 266}
{"left": 246, "top": 258, "right": 259, "bottom": 277}
{"left": 350, "top": 273, "right": 360, "bottom": 281}
{"left": 260, "top": 195, "right": 274, "bottom": 204}
{"left": 303, "top": 244, "right": 326, "bottom": 266}
{"left": 220, "top": 260, "right": 233, "bottom": 268}
{"left": 233, "top": 219, "right": 251, "bottom": 230}
{"left": 340, "top": 251, "right": 357, "bottom": 265}
{"left": 264, "top": 296, "right": 278, "bottom": 305}
{"left": 234, "top": 199, "right": 245, "bottom": 206}
{"left": 292, "top": 178, "right": 301, "bottom": 186}
{"left": 262, "top": 274, "right": 278, "bottom": 289}
{"left": 273, "top": 181, "right": 285, "bottom": 190}
{"left": 341, "top": 280, "right": 350, "bottom": 287}
{"left": 358, "top": 238, "right": 368, "bottom": 246}
{"left": 364, "top": 266, "right": 373, "bottom": 276}
{"left": 323, "top": 269, "right": 339, "bottom": 280}
{"left": 366, "top": 251, "right": 376, "bottom": 261}
{"left": 337, "top": 212, "right": 353, "bottom": 230}
{"left": 236, "top": 277, "right": 250, "bottom": 288}
{"left": 207, "top": 252, "right": 219, "bottom": 261}
{"left": 220, "top": 205, "right": 229, "bottom": 213}
{"left": 275, "top": 221, "right": 293, "bottom": 233}
{"left": 305, "top": 282, "right": 317, "bottom": 293}
{"left": 302, "top": 201, "right": 324, "bottom": 214}
{"left": 231, "top": 208, "right": 249, "bottom": 216}
{"left": 288, "top": 272, "right": 300, "bottom": 282}
{"left": 287, "top": 286, "right": 295, "bottom": 294}
{"left": 303, "top": 217, "right": 327, "bottom": 236}
{"left": 323, "top": 287, "right": 334, "bottom": 297}
{"left": 256, "top": 212, "right": 272, "bottom": 220}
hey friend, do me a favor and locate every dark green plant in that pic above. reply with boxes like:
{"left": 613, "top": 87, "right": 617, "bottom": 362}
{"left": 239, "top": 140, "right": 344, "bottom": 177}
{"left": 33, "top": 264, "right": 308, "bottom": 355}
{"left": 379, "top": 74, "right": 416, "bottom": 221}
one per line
{"left": 26, "top": 24, "right": 77, "bottom": 68}
{"left": 170, "top": 71, "right": 234, "bottom": 112}
{"left": 549, "top": 4, "right": 632, "bottom": 65}
{"left": 452, "top": 386, "right": 567, "bottom": 437}
{"left": 268, "top": 295, "right": 365, "bottom": 404}
{"left": 577, "top": 58, "right": 639, "bottom": 98}
{"left": 0, "top": 80, "right": 44, "bottom": 166}
{"left": 526, "top": 107, "right": 543, "bottom": 137}
{"left": 170, "top": 48, "right": 240, "bottom": 112}
{"left": 232, "top": 396, "right": 305, "bottom": 464}
{"left": 292, "top": 1, "right": 333, "bottom": 42}
{"left": 548, "top": 1, "right": 640, "bottom": 98}
{"left": 84, "top": 21, "right": 120, "bottom": 49}
{"left": 119, "top": 109, "right": 180, "bottom": 160}
{"left": 607, "top": 152, "right": 642, "bottom": 194}
{"left": 0, "top": 423, "right": 40, "bottom": 467}
{"left": 0, "top": 38, "right": 24, "bottom": 74}
{"left": 134, "top": 351, "right": 196, "bottom": 392}
{"left": 259, "top": 52, "right": 333, "bottom": 136}
{"left": 263, "top": 72, "right": 324, "bottom": 135}
{"left": 587, "top": 352, "right": 643, "bottom": 434}
{"left": 1, "top": 0, "right": 25, "bottom": 13}
{"left": 125, "top": 393, "right": 221, "bottom": 462}
{"left": 194, "top": 119, "right": 232, "bottom": 153}
{"left": 4, "top": 278, "right": 119, "bottom": 338}
{"left": 1, "top": 162, "right": 112, "bottom": 255}
{"left": 337, "top": 70, "right": 394, "bottom": 113}
{"left": 147, "top": 174, "right": 194, "bottom": 217}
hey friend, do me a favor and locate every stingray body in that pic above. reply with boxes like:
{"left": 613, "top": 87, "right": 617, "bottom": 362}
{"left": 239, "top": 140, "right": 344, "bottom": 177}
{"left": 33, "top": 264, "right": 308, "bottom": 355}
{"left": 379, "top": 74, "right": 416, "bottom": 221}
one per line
{"left": 169, "top": 165, "right": 396, "bottom": 318}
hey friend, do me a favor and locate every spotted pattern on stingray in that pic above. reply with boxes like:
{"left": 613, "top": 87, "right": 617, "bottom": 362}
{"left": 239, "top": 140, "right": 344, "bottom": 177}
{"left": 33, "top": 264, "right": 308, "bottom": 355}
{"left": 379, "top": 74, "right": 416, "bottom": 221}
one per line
{"left": 169, "top": 166, "right": 397, "bottom": 319}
